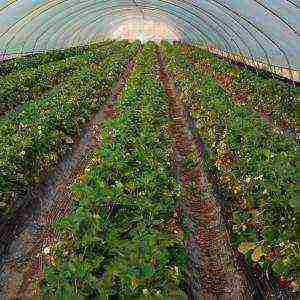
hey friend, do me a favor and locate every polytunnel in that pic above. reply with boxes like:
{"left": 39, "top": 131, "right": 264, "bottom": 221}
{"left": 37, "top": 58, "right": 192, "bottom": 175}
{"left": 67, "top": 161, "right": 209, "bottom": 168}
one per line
{"left": 0, "top": 1, "right": 300, "bottom": 78}
{"left": 0, "top": 1, "right": 299, "bottom": 299}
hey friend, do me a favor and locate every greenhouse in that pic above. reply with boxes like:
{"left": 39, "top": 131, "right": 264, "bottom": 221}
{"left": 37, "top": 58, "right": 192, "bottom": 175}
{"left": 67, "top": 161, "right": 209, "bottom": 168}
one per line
{"left": 0, "top": 1, "right": 299, "bottom": 299}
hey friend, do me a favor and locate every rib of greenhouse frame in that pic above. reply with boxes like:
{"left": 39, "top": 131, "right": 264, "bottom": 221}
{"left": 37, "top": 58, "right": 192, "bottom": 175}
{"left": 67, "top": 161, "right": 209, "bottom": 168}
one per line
{"left": 184, "top": 0, "right": 299, "bottom": 78}
{"left": 0, "top": 1, "right": 201, "bottom": 53}
{"left": 157, "top": 0, "right": 260, "bottom": 72}
{"left": 15, "top": 1, "right": 214, "bottom": 52}
{"left": 24, "top": 1, "right": 138, "bottom": 51}
{"left": 40, "top": 7, "right": 199, "bottom": 49}
{"left": 174, "top": 0, "right": 257, "bottom": 69}
{"left": 192, "top": 1, "right": 279, "bottom": 80}
{"left": 0, "top": 0, "right": 299, "bottom": 78}
{"left": 185, "top": 1, "right": 277, "bottom": 76}
{"left": 206, "top": 0, "right": 298, "bottom": 81}
{"left": 26, "top": 5, "right": 209, "bottom": 52}
{"left": 132, "top": 0, "right": 145, "bottom": 19}
{"left": 30, "top": 4, "right": 194, "bottom": 50}
{"left": 209, "top": 0, "right": 299, "bottom": 68}
{"left": 136, "top": 0, "right": 233, "bottom": 50}
{"left": 286, "top": 0, "right": 299, "bottom": 8}
{"left": 252, "top": 0, "right": 299, "bottom": 36}
{"left": 1, "top": 0, "right": 247, "bottom": 56}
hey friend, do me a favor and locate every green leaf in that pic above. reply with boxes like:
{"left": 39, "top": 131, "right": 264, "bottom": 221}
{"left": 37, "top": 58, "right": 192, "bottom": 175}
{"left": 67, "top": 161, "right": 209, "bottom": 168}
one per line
{"left": 238, "top": 242, "right": 256, "bottom": 254}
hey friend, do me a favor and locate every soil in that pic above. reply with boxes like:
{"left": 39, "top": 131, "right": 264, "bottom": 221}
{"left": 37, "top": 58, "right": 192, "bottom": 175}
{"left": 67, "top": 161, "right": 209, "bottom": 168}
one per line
{"left": 158, "top": 48, "right": 249, "bottom": 300}
{"left": 184, "top": 53, "right": 296, "bottom": 142}
{"left": 0, "top": 56, "right": 136, "bottom": 299}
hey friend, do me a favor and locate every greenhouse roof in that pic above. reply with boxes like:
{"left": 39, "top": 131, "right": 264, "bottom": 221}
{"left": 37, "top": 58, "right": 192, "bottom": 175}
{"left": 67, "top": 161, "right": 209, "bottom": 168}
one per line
{"left": 0, "top": 0, "right": 299, "bottom": 70}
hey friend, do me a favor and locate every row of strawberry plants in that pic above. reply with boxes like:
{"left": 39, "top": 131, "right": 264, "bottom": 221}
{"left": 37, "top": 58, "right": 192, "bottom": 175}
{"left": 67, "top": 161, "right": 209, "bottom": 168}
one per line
{"left": 0, "top": 41, "right": 127, "bottom": 115}
{"left": 179, "top": 43, "right": 296, "bottom": 130}
{"left": 161, "top": 42, "right": 298, "bottom": 289}
{"left": 0, "top": 40, "right": 115, "bottom": 77}
{"left": 0, "top": 41, "right": 141, "bottom": 217}
{"left": 40, "top": 42, "right": 188, "bottom": 298}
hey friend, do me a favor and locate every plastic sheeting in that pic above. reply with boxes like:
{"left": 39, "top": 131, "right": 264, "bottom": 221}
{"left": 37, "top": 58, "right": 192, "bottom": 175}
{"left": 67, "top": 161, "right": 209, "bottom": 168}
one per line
{"left": 0, "top": 0, "right": 299, "bottom": 70}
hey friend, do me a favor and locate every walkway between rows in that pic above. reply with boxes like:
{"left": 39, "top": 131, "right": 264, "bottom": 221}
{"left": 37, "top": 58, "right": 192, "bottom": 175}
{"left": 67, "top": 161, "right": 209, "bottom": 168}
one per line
{"left": 0, "top": 55, "right": 136, "bottom": 299}
{"left": 158, "top": 47, "right": 249, "bottom": 300}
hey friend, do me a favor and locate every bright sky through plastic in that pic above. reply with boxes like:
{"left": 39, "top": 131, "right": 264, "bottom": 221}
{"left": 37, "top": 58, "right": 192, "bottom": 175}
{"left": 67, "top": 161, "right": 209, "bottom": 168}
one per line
{"left": 0, "top": 0, "right": 299, "bottom": 68}
{"left": 110, "top": 18, "right": 180, "bottom": 43}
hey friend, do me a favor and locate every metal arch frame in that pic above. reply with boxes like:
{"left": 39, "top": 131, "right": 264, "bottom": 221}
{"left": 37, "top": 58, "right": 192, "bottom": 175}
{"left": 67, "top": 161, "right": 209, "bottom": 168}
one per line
{"left": 207, "top": 0, "right": 295, "bottom": 82}
{"left": 164, "top": 0, "right": 257, "bottom": 71}
{"left": 34, "top": 4, "right": 212, "bottom": 51}
{"left": 26, "top": 1, "right": 222, "bottom": 53}
{"left": 38, "top": 7, "right": 199, "bottom": 50}
{"left": 67, "top": 13, "right": 189, "bottom": 48}
{"left": 174, "top": 0, "right": 298, "bottom": 80}
{"left": 0, "top": 0, "right": 68, "bottom": 57}
{"left": 1, "top": 0, "right": 230, "bottom": 56}
{"left": 12, "top": 3, "right": 197, "bottom": 52}
{"left": 0, "top": 0, "right": 177, "bottom": 51}
{"left": 69, "top": 13, "right": 190, "bottom": 46}
{"left": 196, "top": 0, "right": 278, "bottom": 80}
{"left": 0, "top": 1, "right": 275, "bottom": 61}
{"left": 286, "top": 0, "right": 300, "bottom": 9}
{"left": 132, "top": 0, "right": 145, "bottom": 19}
{"left": 0, "top": 0, "right": 298, "bottom": 82}
{"left": 11, "top": 1, "right": 246, "bottom": 62}
{"left": 253, "top": 0, "right": 299, "bottom": 36}
{"left": 4, "top": 1, "right": 274, "bottom": 74}
{"left": 30, "top": 3, "right": 199, "bottom": 50}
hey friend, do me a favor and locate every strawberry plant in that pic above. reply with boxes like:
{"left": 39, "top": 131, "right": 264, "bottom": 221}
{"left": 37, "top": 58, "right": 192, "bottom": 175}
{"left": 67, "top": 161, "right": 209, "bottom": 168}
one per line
{"left": 0, "top": 41, "right": 140, "bottom": 217}
{"left": 0, "top": 41, "right": 129, "bottom": 115}
{"left": 162, "top": 42, "right": 298, "bottom": 289}
{"left": 40, "top": 42, "right": 188, "bottom": 298}
{"left": 0, "top": 40, "right": 125, "bottom": 77}
{"left": 179, "top": 43, "right": 296, "bottom": 130}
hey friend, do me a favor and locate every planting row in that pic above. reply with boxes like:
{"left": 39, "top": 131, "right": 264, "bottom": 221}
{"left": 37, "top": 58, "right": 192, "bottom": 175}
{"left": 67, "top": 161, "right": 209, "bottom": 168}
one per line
{"left": 179, "top": 43, "right": 296, "bottom": 131}
{"left": 0, "top": 41, "right": 141, "bottom": 218}
{"left": 0, "top": 41, "right": 128, "bottom": 115}
{"left": 158, "top": 49, "right": 242, "bottom": 297}
{"left": 0, "top": 40, "right": 115, "bottom": 77}
{"left": 40, "top": 42, "right": 188, "bottom": 298}
{"left": 161, "top": 42, "right": 298, "bottom": 288}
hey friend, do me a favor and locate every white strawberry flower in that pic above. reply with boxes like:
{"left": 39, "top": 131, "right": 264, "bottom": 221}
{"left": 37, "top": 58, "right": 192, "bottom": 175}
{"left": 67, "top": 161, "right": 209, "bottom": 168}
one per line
{"left": 245, "top": 176, "right": 251, "bottom": 183}
{"left": 43, "top": 246, "right": 51, "bottom": 255}
{"left": 142, "top": 289, "right": 149, "bottom": 295}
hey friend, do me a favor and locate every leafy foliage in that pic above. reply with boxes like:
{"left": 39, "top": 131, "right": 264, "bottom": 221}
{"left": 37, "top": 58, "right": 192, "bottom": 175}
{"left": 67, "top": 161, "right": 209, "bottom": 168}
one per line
{"left": 162, "top": 41, "right": 298, "bottom": 285}
{"left": 0, "top": 41, "right": 140, "bottom": 217}
{"left": 0, "top": 41, "right": 128, "bottom": 115}
{"left": 40, "top": 42, "right": 188, "bottom": 298}
{"left": 180, "top": 43, "right": 296, "bottom": 129}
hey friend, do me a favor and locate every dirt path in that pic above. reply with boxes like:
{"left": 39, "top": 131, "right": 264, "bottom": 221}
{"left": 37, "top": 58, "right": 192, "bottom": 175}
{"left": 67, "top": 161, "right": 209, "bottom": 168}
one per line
{"left": 0, "top": 56, "right": 136, "bottom": 299}
{"left": 158, "top": 48, "right": 249, "bottom": 300}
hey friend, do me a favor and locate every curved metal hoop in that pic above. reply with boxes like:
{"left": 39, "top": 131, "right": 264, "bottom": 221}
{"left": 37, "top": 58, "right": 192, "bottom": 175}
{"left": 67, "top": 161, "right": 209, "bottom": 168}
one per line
{"left": 0, "top": 0, "right": 298, "bottom": 82}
